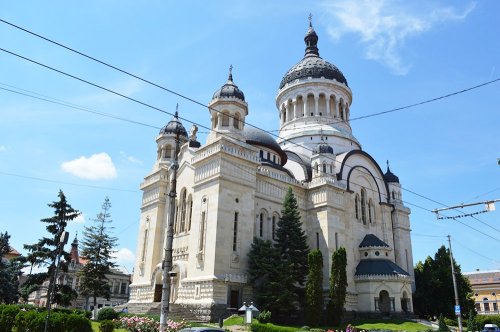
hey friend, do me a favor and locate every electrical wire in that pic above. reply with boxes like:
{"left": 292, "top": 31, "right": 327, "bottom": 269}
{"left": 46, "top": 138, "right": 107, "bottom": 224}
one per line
{"left": 0, "top": 171, "right": 138, "bottom": 193}
{"left": 1, "top": 34, "right": 497, "bottom": 241}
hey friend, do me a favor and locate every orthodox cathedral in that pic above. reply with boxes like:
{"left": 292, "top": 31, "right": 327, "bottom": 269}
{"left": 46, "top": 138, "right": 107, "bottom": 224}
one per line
{"left": 129, "top": 21, "right": 414, "bottom": 318}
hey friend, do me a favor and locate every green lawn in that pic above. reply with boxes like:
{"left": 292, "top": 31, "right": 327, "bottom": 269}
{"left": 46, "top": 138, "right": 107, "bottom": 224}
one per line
{"left": 91, "top": 321, "right": 128, "bottom": 332}
{"left": 352, "top": 318, "right": 430, "bottom": 332}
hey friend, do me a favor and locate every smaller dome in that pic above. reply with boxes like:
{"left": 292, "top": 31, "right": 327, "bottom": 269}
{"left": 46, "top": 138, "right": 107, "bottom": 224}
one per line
{"left": 244, "top": 127, "right": 287, "bottom": 164}
{"left": 384, "top": 161, "right": 400, "bottom": 183}
{"left": 313, "top": 142, "right": 334, "bottom": 155}
{"left": 160, "top": 111, "right": 188, "bottom": 138}
{"left": 212, "top": 66, "right": 245, "bottom": 102}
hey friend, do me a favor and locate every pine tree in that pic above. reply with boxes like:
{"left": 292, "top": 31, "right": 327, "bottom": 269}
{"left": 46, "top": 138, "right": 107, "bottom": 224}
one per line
{"left": 0, "top": 232, "right": 25, "bottom": 303}
{"left": 23, "top": 190, "right": 80, "bottom": 306}
{"left": 273, "top": 187, "right": 309, "bottom": 322}
{"left": 305, "top": 249, "right": 324, "bottom": 327}
{"left": 78, "top": 197, "right": 118, "bottom": 316}
{"left": 327, "top": 247, "right": 347, "bottom": 326}
{"left": 247, "top": 237, "right": 278, "bottom": 308}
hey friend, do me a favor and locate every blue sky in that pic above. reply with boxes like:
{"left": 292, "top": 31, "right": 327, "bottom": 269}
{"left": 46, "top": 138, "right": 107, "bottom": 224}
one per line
{"left": 0, "top": 0, "right": 499, "bottom": 275}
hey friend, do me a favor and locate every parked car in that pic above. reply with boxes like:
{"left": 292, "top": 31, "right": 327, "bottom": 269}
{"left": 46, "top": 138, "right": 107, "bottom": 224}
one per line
{"left": 483, "top": 324, "right": 500, "bottom": 332}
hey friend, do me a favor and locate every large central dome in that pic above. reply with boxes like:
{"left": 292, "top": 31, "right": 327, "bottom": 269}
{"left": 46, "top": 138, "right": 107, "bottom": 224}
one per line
{"left": 279, "top": 23, "right": 348, "bottom": 89}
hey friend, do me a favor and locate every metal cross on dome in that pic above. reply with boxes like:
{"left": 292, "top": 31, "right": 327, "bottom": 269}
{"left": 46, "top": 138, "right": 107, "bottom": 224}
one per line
{"left": 308, "top": 13, "right": 313, "bottom": 27}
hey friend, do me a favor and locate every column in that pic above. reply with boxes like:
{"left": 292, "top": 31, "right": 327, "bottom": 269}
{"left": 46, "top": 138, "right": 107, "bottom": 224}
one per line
{"left": 217, "top": 113, "right": 222, "bottom": 129}
{"left": 293, "top": 99, "right": 297, "bottom": 119}
{"left": 303, "top": 97, "right": 308, "bottom": 117}
{"left": 326, "top": 95, "right": 330, "bottom": 116}
{"left": 314, "top": 94, "right": 319, "bottom": 116}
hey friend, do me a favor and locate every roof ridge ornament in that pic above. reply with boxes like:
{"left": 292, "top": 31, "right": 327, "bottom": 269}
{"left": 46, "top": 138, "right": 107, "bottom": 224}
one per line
{"left": 228, "top": 64, "right": 233, "bottom": 82}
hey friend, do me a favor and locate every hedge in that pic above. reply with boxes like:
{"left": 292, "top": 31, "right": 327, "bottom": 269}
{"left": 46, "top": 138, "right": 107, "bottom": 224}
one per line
{"left": 251, "top": 322, "right": 299, "bottom": 332}
{"left": 0, "top": 304, "right": 20, "bottom": 332}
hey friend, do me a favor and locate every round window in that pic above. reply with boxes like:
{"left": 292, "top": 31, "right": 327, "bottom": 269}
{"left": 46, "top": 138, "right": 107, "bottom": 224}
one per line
{"left": 375, "top": 251, "right": 380, "bottom": 256}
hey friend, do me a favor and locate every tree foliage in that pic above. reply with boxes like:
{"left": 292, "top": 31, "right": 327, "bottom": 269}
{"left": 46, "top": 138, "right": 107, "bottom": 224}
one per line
{"left": 22, "top": 190, "right": 80, "bottom": 306}
{"left": 79, "top": 197, "right": 118, "bottom": 312}
{"left": 0, "top": 232, "right": 25, "bottom": 304}
{"left": 305, "top": 249, "right": 323, "bottom": 327}
{"left": 327, "top": 247, "right": 347, "bottom": 326}
{"left": 413, "top": 245, "right": 475, "bottom": 318}
{"left": 248, "top": 187, "right": 309, "bottom": 324}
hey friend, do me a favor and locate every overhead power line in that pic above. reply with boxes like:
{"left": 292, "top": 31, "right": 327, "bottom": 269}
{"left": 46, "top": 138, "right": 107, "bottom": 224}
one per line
{"left": 1, "top": 21, "right": 497, "bottom": 241}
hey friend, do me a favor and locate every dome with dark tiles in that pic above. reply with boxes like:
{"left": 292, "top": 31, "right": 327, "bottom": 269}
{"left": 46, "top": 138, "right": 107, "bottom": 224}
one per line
{"left": 160, "top": 111, "right": 188, "bottom": 138}
{"left": 212, "top": 66, "right": 245, "bottom": 102}
{"left": 313, "top": 141, "right": 334, "bottom": 155}
{"left": 244, "top": 127, "right": 287, "bottom": 163}
{"left": 384, "top": 162, "right": 400, "bottom": 183}
{"left": 279, "top": 22, "right": 348, "bottom": 89}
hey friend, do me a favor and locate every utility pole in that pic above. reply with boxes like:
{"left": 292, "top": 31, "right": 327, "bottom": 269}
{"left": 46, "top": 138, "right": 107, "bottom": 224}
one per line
{"left": 448, "top": 235, "right": 463, "bottom": 332}
{"left": 159, "top": 111, "right": 181, "bottom": 332}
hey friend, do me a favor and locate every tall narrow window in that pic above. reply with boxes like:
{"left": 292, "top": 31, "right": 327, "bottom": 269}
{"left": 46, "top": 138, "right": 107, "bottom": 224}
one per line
{"left": 335, "top": 232, "right": 338, "bottom": 250}
{"left": 187, "top": 199, "right": 193, "bottom": 231}
{"left": 272, "top": 216, "right": 276, "bottom": 240}
{"left": 233, "top": 113, "right": 240, "bottom": 129}
{"left": 368, "top": 198, "right": 373, "bottom": 224}
{"left": 259, "top": 213, "right": 264, "bottom": 237}
{"left": 322, "top": 163, "right": 327, "bottom": 174}
{"left": 180, "top": 190, "right": 187, "bottom": 232}
{"left": 361, "top": 189, "right": 367, "bottom": 225}
{"left": 164, "top": 145, "right": 172, "bottom": 159}
{"left": 355, "top": 194, "right": 360, "bottom": 220}
{"left": 222, "top": 112, "right": 230, "bottom": 126}
{"left": 199, "top": 211, "right": 206, "bottom": 252}
{"left": 316, "top": 232, "right": 320, "bottom": 249}
{"left": 141, "top": 229, "right": 148, "bottom": 262}
{"left": 233, "top": 212, "right": 238, "bottom": 251}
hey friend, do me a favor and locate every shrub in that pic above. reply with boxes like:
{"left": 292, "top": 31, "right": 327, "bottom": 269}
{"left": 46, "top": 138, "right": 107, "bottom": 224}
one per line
{"left": 98, "top": 307, "right": 119, "bottom": 321}
{"left": 15, "top": 310, "right": 45, "bottom": 332}
{"left": 0, "top": 304, "right": 20, "bottom": 332}
{"left": 258, "top": 310, "right": 272, "bottom": 324}
{"left": 65, "top": 312, "right": 92, "bottom": 332}
{"left": 99, "top": 319, "right": 115, "bottom": 332}
{"left": 251, "top": 322, "right": 298, "bottom": 332}
{"left": 438, "top": 314, "right": 449, "bottom": 332}
{"left": 443, "top": 317, "right": 458, "bottom": 327}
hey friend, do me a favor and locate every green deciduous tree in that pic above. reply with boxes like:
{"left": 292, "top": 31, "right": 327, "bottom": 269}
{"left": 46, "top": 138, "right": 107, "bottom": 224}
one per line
{"left": 0, "top": 232, "right": 25, "bottom": 303}
{"left": 413, "top": 245, "right": 474, "bottom": 319}
{"left": 23, "top": 190, "right": 80, "bottom": 306}
{"left": 306, "top": 249, "right": 323, "bottom": 327}
{"left": 327, "top": 247, "right": 347, "bottom": 326}
{"left": 79, "top": 197, "right": 118, "bottom": 317}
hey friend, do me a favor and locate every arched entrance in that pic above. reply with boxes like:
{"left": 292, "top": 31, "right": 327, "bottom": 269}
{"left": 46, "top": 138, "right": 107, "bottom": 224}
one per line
{"left": 401, "top": 291, "right": 409, "bottom": 313}
{"left": 379, "top": 290, "right": 391, "bottom": 315}
{"left": 153, "top": 267, "right": 162, "bottom": 302}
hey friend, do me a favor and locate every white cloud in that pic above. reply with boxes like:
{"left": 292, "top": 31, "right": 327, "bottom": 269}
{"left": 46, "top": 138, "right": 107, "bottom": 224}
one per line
{"left": 61, "top": 152, "right": 117, "bottom": 180}
{"left": 120, "top": 151, "right": 143, "bottom": 164}
{"left": 321, "top": 0, "right": 476, "bottom": 74}
{"left": 113, "top": 248, "right": 136, "bottom": 272}
{"left": 69, "top": 213, "right": 85, "bottom": 224}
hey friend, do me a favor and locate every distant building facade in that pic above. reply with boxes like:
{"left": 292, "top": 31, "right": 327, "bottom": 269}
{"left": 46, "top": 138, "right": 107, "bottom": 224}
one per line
{"left": 27, "top": 236, "right": 130, "bottom": 310}
{"left": 464, "top": 270, "right": 500, "bottom": 315}
{"left": 129, "top": 22, "right": 415, "bottom": 319}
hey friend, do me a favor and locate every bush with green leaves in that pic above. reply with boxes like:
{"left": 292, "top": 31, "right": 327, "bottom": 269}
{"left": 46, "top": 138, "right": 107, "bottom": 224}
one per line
{"left": 65, "top": 312, "right": 92, "bottom": 332}
{"left": 258, "top": 310, "right": 272, "bottom": 324}
{"left": 0, "top": 304, "right": 20, "bottom": 332}
{"left": 438, "top": 314, "right": 450, "bottom": 332}
{"left": 251, "top": 322, "right": 298, "bottom": 332}
{"left": 99, "top": 319, "right": 116, "bottom": 332}
{"left": 98, "top": 307, "right": 119, "bottom": 321}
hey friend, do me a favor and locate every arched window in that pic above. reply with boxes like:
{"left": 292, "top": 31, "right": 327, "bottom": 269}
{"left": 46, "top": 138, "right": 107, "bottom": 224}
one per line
{"left": 259, "top": 213, "right": 264, "bottom": 237}
{"left": 315, "top": 163, "right": 319, "bottom": 175}
{"left": 339, "top": 102, "right": 344, "bottom": 120}
{"left": 187, "top": 194, "right": 193, "bottom": 231}
{"left": 368, "top": 198, "right": 373, "bottom": 223}
{"left": 330, "top": 164, "right": 333, "bottom": 173}
{"left": 233, "top": 212, "right": 238, "bottom": 251}
{"left": 272, "top": 215, "right": 277, "bottom": 240}
{"left": 222, "top": 111, "right": 230, "bottom": 126}
{"left": 213, "top": 114, "right": 218, "bottom": 128}
{"left": 259, "top": 150, "right": 263, "bottom": 160}
{"left": 179, "top": 190, "right": 187, "bottom": 232}
{"left": 355, "top": 194, "right": 360, "bottom": 220}
{"left": 164, "top": 145, "right": 172, "bottom": 159}
{"left": 484, "top": 298, "right": 490, "bottom": 312}
{"left": 361, "top": 189, "right": 367, "bottom": 225}
{"left": 322, "top": 163, "right": 327, "bottom": 174}
{"left": 392, "top": 191, "right": 396, "bottom": 200}
{"left": 233, "top": 113, "right": 240, "bottom": 129}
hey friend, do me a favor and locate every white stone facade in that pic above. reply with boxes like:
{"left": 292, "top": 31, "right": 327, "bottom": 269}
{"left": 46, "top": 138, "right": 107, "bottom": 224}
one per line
{"left": 129, "top": 23, "right": 414, "bottom": 319}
